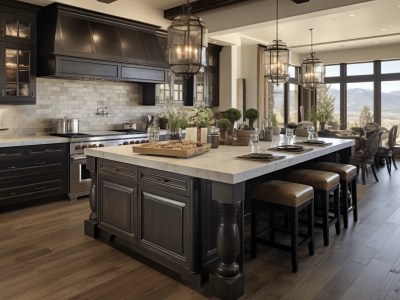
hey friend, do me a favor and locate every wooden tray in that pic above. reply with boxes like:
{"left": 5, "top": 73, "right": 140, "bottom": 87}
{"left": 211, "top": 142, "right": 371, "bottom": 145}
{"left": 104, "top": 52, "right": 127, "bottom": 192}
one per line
{"left": 132, "top": 141, "right": 211, "bottom": 158}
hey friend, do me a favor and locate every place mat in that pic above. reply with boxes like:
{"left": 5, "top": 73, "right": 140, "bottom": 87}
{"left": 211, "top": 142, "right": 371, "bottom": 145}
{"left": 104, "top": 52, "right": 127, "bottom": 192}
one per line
{"left": 235, "top": 154, "right": 286, "bottom": 163}
{"left": 267, "top": 146, "right": 314, "bottom": 154}
{"left": 294, "top": 141, "right": 333, "bottom": 147}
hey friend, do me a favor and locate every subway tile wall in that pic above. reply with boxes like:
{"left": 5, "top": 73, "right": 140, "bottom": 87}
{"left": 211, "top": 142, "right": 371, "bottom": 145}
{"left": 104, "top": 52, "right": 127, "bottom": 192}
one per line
{"left": 0, "top": 78, "right": 163, "bottom": 137}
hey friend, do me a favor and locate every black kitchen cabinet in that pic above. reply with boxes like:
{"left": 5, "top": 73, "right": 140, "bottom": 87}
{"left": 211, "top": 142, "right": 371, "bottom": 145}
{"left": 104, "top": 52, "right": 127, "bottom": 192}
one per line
{"left": 0, "top": 0, "right": 38, "bottom": 104}
{"left": 0, "top": 143, "right": 68, "bottom": 206}
{"left": 143, "top": 39, "right": 222, "bottom": 107}
{"left": 97, "top": 160, "right": 138, "bottom": 241}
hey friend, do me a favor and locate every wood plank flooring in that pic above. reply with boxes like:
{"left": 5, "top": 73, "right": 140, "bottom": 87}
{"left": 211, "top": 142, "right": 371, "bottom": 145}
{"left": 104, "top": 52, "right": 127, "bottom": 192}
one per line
{"left": 1, "top": 165, "right": 400, "bottom": 300}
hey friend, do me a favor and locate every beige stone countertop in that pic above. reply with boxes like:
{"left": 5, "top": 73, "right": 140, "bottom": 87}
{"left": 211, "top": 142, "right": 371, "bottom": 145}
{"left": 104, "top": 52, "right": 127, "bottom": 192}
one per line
{"left": 85, "top": 137, "right": 355, "bottom": 185}
{"left": 0, "top": 136, "right": 69, "bottom": 147}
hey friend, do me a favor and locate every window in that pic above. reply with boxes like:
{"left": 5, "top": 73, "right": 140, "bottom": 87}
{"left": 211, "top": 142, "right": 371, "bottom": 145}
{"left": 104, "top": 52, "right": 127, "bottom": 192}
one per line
{"left": 381, "top": 80, "right": 400, "bottom": 130}
{"left": 272, "top": 84, "right": 285, "bottom": 126}
{"left": 288, "top": 84, "right": 299, "bottom": 123}
{"left": 382, "top": 60, "right": 400, "bottom": 74}
{"left": 325, "top": 65, "right": 340, "bottom": 77}
{"left": 346, "top": 82, "right": 374, "bottom": 128}
{"left": 347, "top": 62, "right": 373, "bottom": 76}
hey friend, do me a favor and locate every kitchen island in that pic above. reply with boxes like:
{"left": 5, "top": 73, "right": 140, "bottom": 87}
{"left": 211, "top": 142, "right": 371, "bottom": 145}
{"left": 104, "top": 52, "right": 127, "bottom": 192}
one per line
{"left": 84, "top": 138, "right": 354, "bottom": 300}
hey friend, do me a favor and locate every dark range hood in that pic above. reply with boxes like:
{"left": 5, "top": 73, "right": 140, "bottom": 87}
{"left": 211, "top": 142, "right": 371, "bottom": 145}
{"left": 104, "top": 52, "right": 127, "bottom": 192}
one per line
{"left": 37, "top": 3, "right": 168, "bottom": 83}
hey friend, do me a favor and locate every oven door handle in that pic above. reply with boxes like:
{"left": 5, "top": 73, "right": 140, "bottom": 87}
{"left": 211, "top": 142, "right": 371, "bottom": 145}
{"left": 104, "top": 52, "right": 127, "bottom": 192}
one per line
{"left": 70, "top": 155, "right": 87, "bottom": 161}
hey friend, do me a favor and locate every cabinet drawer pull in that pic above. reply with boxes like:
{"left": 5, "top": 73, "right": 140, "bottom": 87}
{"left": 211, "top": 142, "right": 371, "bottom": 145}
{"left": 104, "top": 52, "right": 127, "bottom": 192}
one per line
{"left": 10, "top": 192, "right": 17, "bottom": 196}
{"left": 31, "top": 90, "right": 35, "bottom": 98}
{"left": 7, "top": 166, "right": 16, "bottom": 170}
{"left": 35, "top": 186, "right": 46, "bottom": 191}
{"left": 1, "top": 28, "right": 4, "bottom": 36}
{"left": 34, "top": 161, "right": 46, "bottom": 165}
{"left": 159, "top": 178, "right": 171, "bottom": 183}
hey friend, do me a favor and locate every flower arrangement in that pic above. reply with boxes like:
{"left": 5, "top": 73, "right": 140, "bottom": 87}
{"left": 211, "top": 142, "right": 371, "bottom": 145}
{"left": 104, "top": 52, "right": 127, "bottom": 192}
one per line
{"left": 160, "top": 103, "right": 190, "bottom": 130}
{"left": 189, "top": 105, "right": 215, "bottom": 128}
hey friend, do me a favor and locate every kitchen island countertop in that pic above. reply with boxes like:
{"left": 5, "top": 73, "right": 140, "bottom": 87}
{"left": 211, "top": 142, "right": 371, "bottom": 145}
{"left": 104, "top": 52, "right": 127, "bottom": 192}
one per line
{"left": 84, "top": 137, "right": 354, "bottom": 184}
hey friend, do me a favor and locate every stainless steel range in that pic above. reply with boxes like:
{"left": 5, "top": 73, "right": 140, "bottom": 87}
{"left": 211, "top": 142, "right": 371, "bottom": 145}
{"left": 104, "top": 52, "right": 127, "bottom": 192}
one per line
{"left": 51, "top": 130, "right": 148, "bottom": 200}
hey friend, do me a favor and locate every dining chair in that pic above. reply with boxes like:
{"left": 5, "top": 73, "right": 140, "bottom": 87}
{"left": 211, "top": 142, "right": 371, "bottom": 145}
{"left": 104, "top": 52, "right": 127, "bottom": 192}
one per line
{"left": 351, "top": 131, "right": 381, "bottom": 185}
{"left": 375, "top": 125, "right": 398, "bottom": 175}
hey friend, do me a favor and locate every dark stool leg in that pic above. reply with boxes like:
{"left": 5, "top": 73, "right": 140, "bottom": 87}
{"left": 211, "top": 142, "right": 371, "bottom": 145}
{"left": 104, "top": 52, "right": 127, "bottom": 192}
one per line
{"left": 392, "top": 156, "right": 398, "bottom": 170}
{"left": 291, "top": 207, "right": 299, "bottom": 273}
{"left": 334, "top": 186, "right": 341, "bottom": 235}
{"left": 270, "top": 208, "right": 275, "bottom": 243}
{"left": 351, "top": 178, "right": 358, "bottom": 222}
{"left": 371, "top": 163, "right": 379, "bottom": 182}
{"left": 341, "top": 180, "right": 349, "bottom": 228}
{"left": 321, "top": 190, "right": 330, "bottom": 246}
{"left": 251, "top": 200, "right": 257, "bottom": 259}
{"left": 307, "top": 199, "right": 315, "bottom": 256}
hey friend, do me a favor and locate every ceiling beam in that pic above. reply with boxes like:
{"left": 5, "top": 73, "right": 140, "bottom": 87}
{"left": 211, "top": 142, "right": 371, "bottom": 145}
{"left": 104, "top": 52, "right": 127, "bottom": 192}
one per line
{"left": 164, "top": 0, "right": 250, "bottom": 20}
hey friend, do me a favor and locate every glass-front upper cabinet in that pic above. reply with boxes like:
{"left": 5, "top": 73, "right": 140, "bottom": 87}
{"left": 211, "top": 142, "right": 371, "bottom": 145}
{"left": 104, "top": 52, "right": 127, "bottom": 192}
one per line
{"left": 1, "top": 43, "right": 35, "bottom": 104}
{"left": 1, "top": 13, "right": 35, "bottom": 43}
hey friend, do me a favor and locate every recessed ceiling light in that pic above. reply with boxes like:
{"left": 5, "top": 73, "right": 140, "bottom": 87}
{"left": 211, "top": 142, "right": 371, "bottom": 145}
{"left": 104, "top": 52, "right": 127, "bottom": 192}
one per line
{"left": 349, "top": 14, "right": 355, "bottom": 17}
{"left": 331, "top": 18, "right": 336, "bottom": 21}
{"left": 295, "top": 40, "right": 299, "bottom": 43}
{"left": 374, "top": 41, "right": 379, "bottom": 44}
{"left": 381, "top": 28, "right": 387, "bottom": 31}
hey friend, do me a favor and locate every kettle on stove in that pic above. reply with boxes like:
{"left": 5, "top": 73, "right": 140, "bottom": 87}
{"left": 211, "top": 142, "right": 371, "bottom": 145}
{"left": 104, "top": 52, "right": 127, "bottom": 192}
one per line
{"left": 145, "top": 115, "right": 154, "bottom": 130}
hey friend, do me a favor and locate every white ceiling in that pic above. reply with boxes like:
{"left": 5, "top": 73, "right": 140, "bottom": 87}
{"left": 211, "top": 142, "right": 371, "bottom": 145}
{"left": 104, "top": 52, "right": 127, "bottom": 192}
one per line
{"left": 21, "top": 0, "right": 400, "bottom": 54}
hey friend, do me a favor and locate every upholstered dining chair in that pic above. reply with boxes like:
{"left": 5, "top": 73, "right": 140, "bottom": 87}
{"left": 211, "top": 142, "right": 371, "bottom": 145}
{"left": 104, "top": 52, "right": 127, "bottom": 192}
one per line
{"left": 351, "top": 131, "right": 381, "bottom": 185}
{"left": 375, "top": 125, "right": 398, "bottom": 175}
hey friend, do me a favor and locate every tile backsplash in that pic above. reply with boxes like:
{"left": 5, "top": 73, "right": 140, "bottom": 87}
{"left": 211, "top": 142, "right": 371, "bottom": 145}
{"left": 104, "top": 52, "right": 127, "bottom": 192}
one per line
{"left": 0, "top": 78, "right": 164, "bottom": 137}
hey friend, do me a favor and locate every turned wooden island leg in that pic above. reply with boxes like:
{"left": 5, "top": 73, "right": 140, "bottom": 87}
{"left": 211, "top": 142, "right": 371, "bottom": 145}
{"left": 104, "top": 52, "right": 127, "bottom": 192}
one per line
{"left": 209, "top": 181, "right": 245, "bottom": 300}
{"left": 84, "top": 156, "right": 98, "bottom": 237}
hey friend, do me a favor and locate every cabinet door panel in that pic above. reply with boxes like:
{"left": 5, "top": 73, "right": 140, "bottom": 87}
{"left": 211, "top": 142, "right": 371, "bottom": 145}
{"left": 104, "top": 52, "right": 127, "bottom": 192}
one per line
{"left": 138, "top": 186, "right": 192, "bottom": 265}
{"left": 99, "top": 177, "right": 137, "bottom": 240}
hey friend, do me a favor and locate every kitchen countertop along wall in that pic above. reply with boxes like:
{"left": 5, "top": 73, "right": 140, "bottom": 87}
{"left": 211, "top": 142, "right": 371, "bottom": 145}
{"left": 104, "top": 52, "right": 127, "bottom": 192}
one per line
{"left": 0, "top": 78, "right": 164, "bottom": 138}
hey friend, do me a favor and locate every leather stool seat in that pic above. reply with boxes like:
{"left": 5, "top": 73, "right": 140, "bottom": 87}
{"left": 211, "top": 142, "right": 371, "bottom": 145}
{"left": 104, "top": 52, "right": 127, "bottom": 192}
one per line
{"left": 251, "top": 180, "right": 314, "bottom": 273}
{"left": 311, "top": 162, "right": 357, "bottom": 181}
{"left": 286, "top": 169, "right": 340, "bottom": 190}
{"left": 253, "top": 180, "right": 314, "bottom": 207}
{"left": 286, "top": 169, "right": 341, "bottom": 246}
{"left": 310, "top": 162, "right": 358, "bottom": 228}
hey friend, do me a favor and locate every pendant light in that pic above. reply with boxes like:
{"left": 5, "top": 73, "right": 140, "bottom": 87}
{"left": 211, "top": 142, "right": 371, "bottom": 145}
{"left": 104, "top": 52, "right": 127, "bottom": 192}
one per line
{"left": 299, "top": 28, "right": 325, "bottom": 89}
{"left": 167, "top": 0, "right": 208, "bottom": 77}
{"left": 264, "top": 0, "right": 290, "bottom": 85}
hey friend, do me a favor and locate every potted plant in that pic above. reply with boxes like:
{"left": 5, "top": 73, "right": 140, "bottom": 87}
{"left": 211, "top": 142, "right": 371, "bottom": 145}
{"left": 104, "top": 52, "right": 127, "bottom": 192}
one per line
{"left": 217, "top": 118, "right": 231, "bottom": 141}
{"left": 270, "top": 112, "right": 280, "bottom": 135}
{"left": 243, "top": 108, "right": 259, "bottom": 130}
{"left": 224, "top": 108, "right": 242, "bottom": 135}
{"left": 162, "top": 104, "right": 190, "bottom": 140}
{"left": 310, "top": 85, "right": 335, "bottom": 130}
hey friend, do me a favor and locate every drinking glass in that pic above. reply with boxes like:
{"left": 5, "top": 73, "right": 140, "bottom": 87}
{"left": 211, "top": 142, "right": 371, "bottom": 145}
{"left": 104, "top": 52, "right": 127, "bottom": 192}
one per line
{"left": 285, "top": 128, "right": 293, "bottom": 144}
{"left": 249, "top": 133, "right": 260, "bottom": 153}
{"left": 307, "top": 126, "right": 315, "bottom": 140}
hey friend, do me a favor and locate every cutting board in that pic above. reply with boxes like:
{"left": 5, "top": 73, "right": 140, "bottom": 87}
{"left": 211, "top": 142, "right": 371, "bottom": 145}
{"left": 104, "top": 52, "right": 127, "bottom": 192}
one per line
{"left": 132, "top": 141, "right": 211, "bottom": 158}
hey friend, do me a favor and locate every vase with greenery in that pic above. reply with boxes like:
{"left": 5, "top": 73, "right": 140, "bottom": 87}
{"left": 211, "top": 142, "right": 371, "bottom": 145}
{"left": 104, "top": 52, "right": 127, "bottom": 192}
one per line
{"left": 243, "top": 108, "right": 259, "bottom": 129}
{"left": 224, "top": 108, "right": 242, "bottom": 134}
{"left": 217, "top": 118, "right": 231, "bottom": 140}
{"left": 162, "top": 103, "right": 190, "bottom": 140}
{"left": 270, "top": 112, "right": 280, "bottom": 135}
{"left": 310, "top": 85, "right": 335, "bottom": 130}
{"left": 190, "top": 106, "right": 215, "bottom": 128}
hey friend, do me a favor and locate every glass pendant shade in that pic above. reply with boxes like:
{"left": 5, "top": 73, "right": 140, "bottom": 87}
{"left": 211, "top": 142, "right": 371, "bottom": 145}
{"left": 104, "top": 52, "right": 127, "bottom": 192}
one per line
{"left": 299, "top": 53, "right": 324, "bottom": 88}
{"left": 264, "top": 39, "right": 290, "bottom": 84}
{"left": 168, "top": 6, "right": 208, "bottom": 76}
{"left": 300, "top": 28, "right": 325, "bottom": 89}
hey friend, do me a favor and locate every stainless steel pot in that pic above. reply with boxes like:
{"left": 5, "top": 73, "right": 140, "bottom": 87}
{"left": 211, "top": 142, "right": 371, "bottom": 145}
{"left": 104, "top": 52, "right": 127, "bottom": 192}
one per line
{"left": 56, "top": 117, "right": 68, "bottom": 134}
{"left": 55, "top": 117, "right": 79, "bottom": 134}
{"left": 67, "top": 118, "right": 79, "bottom": 133}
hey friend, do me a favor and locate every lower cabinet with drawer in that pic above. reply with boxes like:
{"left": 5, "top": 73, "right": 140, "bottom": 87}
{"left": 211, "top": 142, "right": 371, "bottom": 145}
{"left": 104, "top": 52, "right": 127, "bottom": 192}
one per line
{"left": 96, "top": 160, "right": 200, "bottom": 284}
{"left": 0, "top": 143, "right": 68, "bottom": 206}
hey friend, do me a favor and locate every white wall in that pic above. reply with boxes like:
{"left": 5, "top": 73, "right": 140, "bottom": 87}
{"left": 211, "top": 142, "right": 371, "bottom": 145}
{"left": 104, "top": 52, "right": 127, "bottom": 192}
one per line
{"left": 218, "top": 46, "right": 238, "bottom": 111}
{"left": 239, "top": 44, "right": 258, "bottom": 110}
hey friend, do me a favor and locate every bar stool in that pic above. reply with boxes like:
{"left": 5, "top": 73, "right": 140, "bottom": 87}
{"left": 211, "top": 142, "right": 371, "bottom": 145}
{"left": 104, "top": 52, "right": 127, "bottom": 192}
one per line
{"left": 286, "top": 169, "right": 340, "bottom": 246}
{"left": 251, "top": 180, "right": 314, "bottom": 273}
{"left": 311, "top": 162, "right": 357, "bottom": 228}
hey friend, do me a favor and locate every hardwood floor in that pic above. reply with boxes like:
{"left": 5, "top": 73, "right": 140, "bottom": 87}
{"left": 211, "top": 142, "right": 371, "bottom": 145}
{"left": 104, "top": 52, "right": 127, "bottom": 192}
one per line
{"left": 1, "top": 165, "right": 400, "bottom": 300}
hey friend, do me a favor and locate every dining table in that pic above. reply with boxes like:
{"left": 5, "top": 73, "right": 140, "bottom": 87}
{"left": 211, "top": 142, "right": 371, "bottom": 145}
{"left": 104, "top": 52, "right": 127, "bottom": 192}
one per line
{"left": 84, "top": 136, "right": 355, "bottom": 300}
